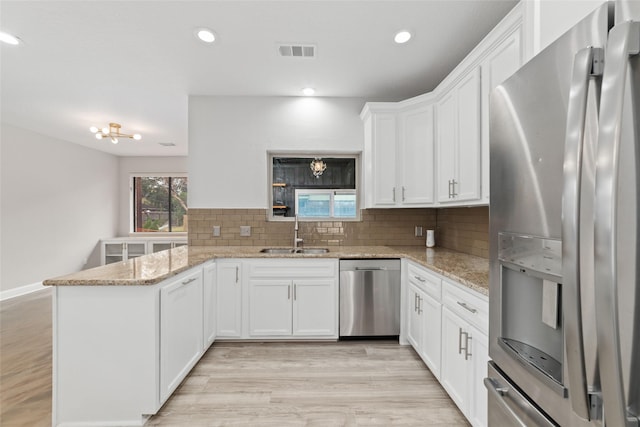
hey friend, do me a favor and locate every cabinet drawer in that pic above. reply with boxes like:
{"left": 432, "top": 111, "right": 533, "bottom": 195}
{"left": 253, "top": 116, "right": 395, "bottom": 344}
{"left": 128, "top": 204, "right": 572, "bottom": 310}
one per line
{"left": 407, "top": 262, "right": 441, "bottom": 301}
{"left": 248, "top": 259, "right": 337, "bottom": 278}
{"left": 442, "top": 280, "right": 488, "bottom": 333}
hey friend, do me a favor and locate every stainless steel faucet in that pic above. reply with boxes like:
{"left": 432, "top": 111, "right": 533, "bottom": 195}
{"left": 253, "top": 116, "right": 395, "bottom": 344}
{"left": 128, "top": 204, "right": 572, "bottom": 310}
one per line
{"left": 293, "top": 215, "right": 304, "bottom": 248}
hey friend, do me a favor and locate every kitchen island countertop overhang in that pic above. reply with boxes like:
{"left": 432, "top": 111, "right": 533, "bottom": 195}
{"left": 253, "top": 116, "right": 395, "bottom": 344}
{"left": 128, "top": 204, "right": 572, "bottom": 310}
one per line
{"left": 42, "top": 245, "right": 488, "bottom": 295}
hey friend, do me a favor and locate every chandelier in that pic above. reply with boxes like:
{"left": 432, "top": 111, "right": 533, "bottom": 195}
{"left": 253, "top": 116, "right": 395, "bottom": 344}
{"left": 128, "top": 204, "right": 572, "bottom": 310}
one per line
{"left": 89, "top": 123, "right": 142, "bottom": 144}
{"left": 310, "top": 158, "right": 327, "bottom": 178}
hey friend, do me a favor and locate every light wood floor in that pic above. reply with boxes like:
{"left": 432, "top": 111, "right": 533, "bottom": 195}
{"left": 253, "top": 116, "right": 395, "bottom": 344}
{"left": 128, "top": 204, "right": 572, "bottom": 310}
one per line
{"left": 1, "top": 289, "right": 468, "bottom": 426}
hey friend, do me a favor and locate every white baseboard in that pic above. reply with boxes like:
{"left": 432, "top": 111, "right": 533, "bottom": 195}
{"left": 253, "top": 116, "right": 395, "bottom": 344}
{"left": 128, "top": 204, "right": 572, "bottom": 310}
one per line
{"left": 0, "top": 281, "right": 46, "bottom": 301}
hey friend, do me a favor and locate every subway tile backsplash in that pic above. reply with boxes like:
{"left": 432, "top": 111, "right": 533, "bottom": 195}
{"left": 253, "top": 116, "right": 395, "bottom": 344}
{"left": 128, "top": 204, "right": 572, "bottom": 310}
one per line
{"left": 188, "top": 206, "right": 489, "bottom": 259}
{"left": 436, "top": 207, "right": 489, "bottom": 258}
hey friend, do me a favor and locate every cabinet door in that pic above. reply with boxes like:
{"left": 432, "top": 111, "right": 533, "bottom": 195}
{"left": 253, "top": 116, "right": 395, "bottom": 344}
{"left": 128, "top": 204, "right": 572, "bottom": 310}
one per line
{"left": 421, "top": 292, "right": 442, "bottom": 380}
{"left": 441, "top": 306, "right": 471, "bottom": 415}
{"left": 160, "top": 269, "right": 204, "bottom": 402}
{"left": 248, "top": 279, "right": 292, "bottom": 336}
{"left": 150, "top": 242, "right": 172, "bottom": 253}
{"left": 437, "top": 91, "right": 457, "bottom": 202}
{"left": 400, "top": 106, "right": 435, "bottom": 205}
{"left": 292, "top": 279, "right": 337, "bottom": 337}
{"left": 469, "top": 327, "right": 489, "bottom": 427}
{"left": 203, "top": 262, "right": 217, "bottom": 348}
{"left": 216, "top": 262, "right": 242, "bottom": 337}
{"left": 102, "top": 242, "right": 125, "bottom": 265}
{"left": 125, "top": 242, "right": 147, "bottom": 259}
{"left": 481, "top": 27, "right": 523, "bottom": 203}
{"left": 455, "top": 68, "right": 481, "bottom": 202}
{"left": 406, "top": 283, "right": 423, "bottom": 351}
{"left": 372, "top": 114, "right": 398, "bottom": 206}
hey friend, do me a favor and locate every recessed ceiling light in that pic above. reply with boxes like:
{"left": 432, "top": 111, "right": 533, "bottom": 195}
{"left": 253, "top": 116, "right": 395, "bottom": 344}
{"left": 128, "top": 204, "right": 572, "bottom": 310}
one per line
{"left": 0, "top": 31, "right": 20, "bottom": 45}
{"left": 195, "top": 28, "right": 216, "bottom": 43}
{"left": 302, "top": 87, "right": 315, "bottom": 96}
{"left": 394, "top": 30, "right": 412, "bottom": 44}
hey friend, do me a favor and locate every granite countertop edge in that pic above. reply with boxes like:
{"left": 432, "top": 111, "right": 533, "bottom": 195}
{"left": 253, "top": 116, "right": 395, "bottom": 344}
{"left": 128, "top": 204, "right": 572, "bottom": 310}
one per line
{"left": 43, "top": 245, "right": 489, "bottom": 295}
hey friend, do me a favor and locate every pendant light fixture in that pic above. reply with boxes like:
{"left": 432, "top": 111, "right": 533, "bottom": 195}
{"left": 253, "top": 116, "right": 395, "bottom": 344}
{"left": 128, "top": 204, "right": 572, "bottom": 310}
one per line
{"left": 89, "top": 123, "right": 142, "bottom": 144}
{"left": 310, "top": 158, "right": 327, "bottom": 178}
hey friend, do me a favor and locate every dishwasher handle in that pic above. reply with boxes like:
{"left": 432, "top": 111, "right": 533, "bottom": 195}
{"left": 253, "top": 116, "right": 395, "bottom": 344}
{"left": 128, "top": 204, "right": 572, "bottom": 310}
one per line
{"left": 354, "top": 267, "right": 387, "bottom": 271}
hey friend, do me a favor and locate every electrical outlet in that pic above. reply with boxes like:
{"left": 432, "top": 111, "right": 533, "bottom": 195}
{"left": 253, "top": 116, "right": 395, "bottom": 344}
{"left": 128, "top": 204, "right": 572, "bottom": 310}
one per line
{"left": 213, "top": 226, "right": 221, "bottom": 237}
{"left": 415, "top": 226, "right": 423, "bottom": 237}
{"left": 240, "top": 226, "right": 251, "bottom": 237}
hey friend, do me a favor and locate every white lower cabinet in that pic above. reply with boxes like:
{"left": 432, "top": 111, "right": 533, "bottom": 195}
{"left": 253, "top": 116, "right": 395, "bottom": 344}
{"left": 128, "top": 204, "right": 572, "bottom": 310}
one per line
{"left": 420, "top": 291, "right": 442, "bottom": 379}
{"left": 53, "top": 265, "right": 209, "bottom": 426}
{"left": 440, "top": 280, "right": 489, "bottom": 427}
{"left": 292, "top": 279, "right": 336, "bottom": 336}
{"left": 101, "top": 239, "right": 148, "bottom": 264}
{"left": 406, "top": 261, "right": 442, "bottom": 379}
{"left": 441, "top": 306, "right": 472, "bottom": 409}
{"left": 160, "top": 268, "right": 204, "bottom": 402}
{"left": 246, "top": 259, "right": 338, "bottom": 339}
{"left": 403, "top": 262, "right": 488, "bottom": 427}
{"left": 216, "top": 261, "right": 242, "bottom": 338}
{"left": 249, "top": 279, "right": 293, "bottom": 336}
{"left": 406, "top": 282, "right": 424, "bottom": 350}
{"left": 203, "top": 261, "right": 217, "bottom": 348}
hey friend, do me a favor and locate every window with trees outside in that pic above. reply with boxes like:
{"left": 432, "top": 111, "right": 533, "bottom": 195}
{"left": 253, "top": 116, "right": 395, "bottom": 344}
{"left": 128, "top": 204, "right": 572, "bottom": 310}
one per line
{"left": 132, "top": 176, "right": 188, "bottom": 233}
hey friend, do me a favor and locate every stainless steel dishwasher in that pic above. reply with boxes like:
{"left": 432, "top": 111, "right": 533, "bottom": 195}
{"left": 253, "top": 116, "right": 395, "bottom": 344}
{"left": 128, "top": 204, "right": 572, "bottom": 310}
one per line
{"left": 339, "top": 259, "right": 401, "bottom": 337}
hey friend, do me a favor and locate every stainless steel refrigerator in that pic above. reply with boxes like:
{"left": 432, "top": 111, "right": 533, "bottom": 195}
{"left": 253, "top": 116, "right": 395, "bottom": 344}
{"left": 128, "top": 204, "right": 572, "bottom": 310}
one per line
{"left": 487, "top": 1, "right": 640, "bottom": 426}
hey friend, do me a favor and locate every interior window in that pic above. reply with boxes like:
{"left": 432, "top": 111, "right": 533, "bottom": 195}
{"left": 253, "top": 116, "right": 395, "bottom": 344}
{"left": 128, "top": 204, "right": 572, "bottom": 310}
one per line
{"left": 270, "top": 156, "right": 358, "bottom": 220}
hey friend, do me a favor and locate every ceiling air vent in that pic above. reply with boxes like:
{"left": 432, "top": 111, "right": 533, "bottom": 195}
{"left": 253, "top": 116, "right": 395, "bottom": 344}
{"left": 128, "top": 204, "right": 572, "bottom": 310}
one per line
{"left": 278, "top": 44, "right": 316, "bottom": 58}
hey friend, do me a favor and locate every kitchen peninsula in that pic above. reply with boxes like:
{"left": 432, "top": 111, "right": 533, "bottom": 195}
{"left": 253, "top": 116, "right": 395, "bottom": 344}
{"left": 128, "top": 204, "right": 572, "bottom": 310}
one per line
{"left": 44, "top": 245, "right": 488, "bottom": 427}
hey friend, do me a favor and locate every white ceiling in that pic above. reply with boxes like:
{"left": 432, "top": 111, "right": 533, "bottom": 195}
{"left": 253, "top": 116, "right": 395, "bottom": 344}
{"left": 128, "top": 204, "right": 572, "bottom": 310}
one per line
{"left": 1, "top": 0, "right": 518, "bottom": 157}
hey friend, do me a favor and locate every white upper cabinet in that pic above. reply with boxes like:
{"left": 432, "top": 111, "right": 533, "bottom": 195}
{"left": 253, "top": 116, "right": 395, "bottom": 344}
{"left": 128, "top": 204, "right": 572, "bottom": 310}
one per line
{"left": 436, "top": 67, "right": 481, "bottom": 204}
{"left": 361, "top": 100, "right": 436, "bottom": 208}
{"left": 362, "top": 2, "right": 523, "bottom": 208}
{"left": 362, "top": 110, "right": 398, "bottom": 207}
{"left": 399, "top": 105, "right": 435, "bottom": 205}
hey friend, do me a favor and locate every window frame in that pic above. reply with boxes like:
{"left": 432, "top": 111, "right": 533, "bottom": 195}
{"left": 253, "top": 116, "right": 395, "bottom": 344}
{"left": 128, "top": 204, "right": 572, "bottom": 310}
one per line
{"left": 129, "top": 173, "right": 188, "bottom": 236}
{"left": 267, "top": 152, "right": 361, "bottom": 222}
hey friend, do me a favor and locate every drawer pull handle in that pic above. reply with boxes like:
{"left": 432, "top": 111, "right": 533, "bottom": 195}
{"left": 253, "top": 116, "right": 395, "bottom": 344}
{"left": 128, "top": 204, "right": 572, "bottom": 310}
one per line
{"left": 181, "top": 277, "right": 196, "bottom": 285}
{"left": 457, "top": 301, "right": 477, "bottom": 313}
{"left": 414, "top": 275, "right": 426, "bottom": 282}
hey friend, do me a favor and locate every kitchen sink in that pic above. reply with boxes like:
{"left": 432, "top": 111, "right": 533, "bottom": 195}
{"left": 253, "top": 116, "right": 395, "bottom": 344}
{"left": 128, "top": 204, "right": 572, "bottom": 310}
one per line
{"left": 296, "top": 248, "right": 330, "bottom": 254}
{"left": 259, "top": 248, "right": 330, "bottom": 254}
{"left": 259, "top": 248, "right": 296, "bottom": 254}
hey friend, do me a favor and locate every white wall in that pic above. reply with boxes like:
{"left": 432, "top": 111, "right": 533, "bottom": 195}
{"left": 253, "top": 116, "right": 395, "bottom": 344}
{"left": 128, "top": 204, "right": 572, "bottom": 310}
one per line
{"left": 524, "top": 0, "right": 608, "bottom": 59}
{"left": 0, "top": 124, "right": 119, "bottom": 294}
{"left": 188, "top": 96, "right": 366, "bottom": 208}
{"left": 117, "top": 156, "right": 188, "bottom": 236}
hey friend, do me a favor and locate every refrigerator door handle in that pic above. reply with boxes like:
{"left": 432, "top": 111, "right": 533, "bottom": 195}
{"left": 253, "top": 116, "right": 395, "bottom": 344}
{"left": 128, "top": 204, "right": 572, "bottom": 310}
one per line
{"left": 562, "top": 46, "right": 602, "bottom": 421}
{"left": 595, "top": 21, "right": 640, "bottom": 427}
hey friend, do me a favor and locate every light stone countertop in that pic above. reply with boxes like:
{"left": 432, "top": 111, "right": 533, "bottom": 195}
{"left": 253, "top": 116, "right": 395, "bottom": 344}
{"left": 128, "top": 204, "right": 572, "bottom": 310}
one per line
{"left": 43, "top": 245, "right": 489, "bottom": 295}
